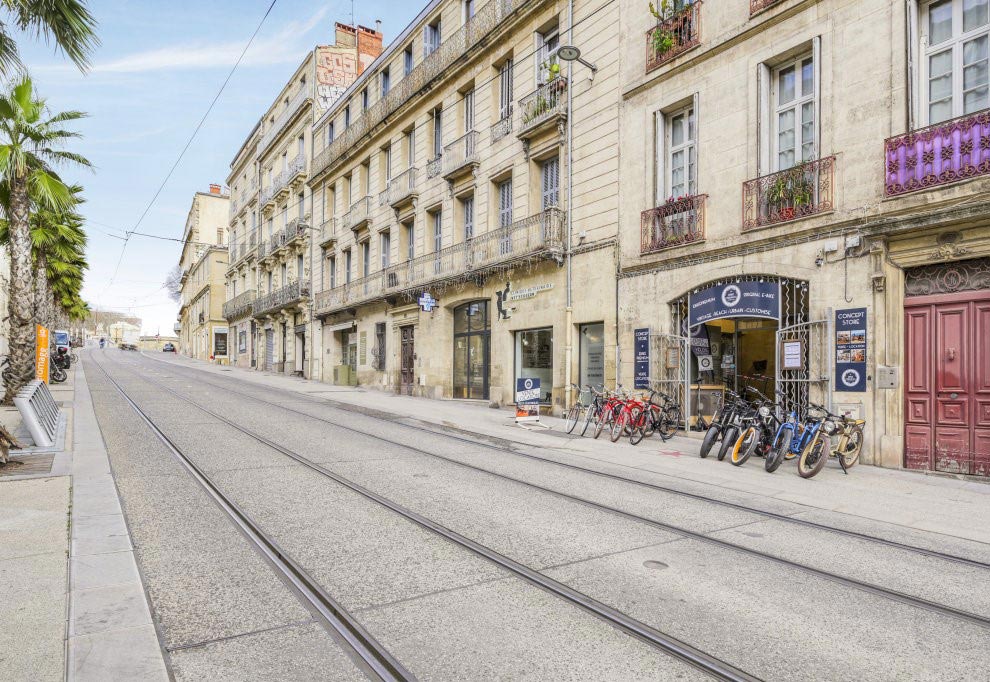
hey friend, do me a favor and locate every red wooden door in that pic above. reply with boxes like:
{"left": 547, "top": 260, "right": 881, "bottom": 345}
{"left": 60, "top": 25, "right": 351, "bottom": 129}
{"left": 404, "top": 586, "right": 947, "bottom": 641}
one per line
{"left": 905, "top": 291, "right": 990, "bottom": 476}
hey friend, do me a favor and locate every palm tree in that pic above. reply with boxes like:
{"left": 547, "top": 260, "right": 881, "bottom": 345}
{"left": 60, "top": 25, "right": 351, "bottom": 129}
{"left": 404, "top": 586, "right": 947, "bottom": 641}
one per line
{"left": 0, "top": 0, "right": 99, "bottom": 74}
{"left": 0, "top": 77, "right": 89, "bottom": 403}
{"left": 28, "top": 185, "right": 86, "bottom": 328}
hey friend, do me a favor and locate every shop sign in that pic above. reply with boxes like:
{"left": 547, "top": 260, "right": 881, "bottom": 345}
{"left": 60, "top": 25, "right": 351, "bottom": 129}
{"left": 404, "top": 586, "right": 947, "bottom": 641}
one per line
{"left": 835, "top": 307, "right": 867, "bottom": 392}
{"left": 634, "top": 328, "right": 650, "bottom": 389}
{"left": 510, "top": 283, "right": 553, "bottom": 301}
{"left": 418, "top": 292, "right": 438, "bottom": 312}
{"left": 781, "top": 339, "right": 805, "bottom": 370}
{"left": 688, "top": 280, "right": 780, "bottom": 327}
{"left": 35, "top": 325, "right": 49, "bottom": 383}
{"left": 515, "top": 377, "right": 541, "bottom": 423}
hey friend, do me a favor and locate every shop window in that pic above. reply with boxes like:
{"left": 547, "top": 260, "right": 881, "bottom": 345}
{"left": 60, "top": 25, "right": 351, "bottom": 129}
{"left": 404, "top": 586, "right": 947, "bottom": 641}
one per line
{"left": 579, "top": 323, "right": 605, "bottom": 388}
{"left": 515, "top": 328, "right": 553, "bottom": 403}
{"left": 373, "top": 322, "right": 386, "bottom": 371}
{"left": 453, "top": 301, "right": 490, "bottom": 400}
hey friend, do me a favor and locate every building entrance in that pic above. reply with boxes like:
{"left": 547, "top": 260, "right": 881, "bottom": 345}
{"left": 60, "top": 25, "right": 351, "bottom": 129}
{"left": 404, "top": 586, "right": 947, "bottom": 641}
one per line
{"left": 453, "top": 300, "right": 490, "bottom": 400}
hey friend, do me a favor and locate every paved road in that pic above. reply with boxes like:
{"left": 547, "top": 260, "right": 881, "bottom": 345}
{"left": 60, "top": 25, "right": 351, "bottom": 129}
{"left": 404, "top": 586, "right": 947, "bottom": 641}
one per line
{"left": 84, "top": 349, "right": 990, "bottom": 681}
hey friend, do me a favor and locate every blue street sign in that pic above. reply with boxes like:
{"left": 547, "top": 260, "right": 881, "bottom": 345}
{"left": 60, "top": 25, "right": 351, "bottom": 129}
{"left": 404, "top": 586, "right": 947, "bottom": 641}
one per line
{"left": 418, "top": 292, "right": 438, "bottom": 312}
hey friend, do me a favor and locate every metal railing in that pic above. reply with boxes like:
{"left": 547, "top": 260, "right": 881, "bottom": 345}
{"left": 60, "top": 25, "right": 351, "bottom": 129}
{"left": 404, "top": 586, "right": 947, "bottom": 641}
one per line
{"left": 253, "top": 280, "right": 311, "bottom": 317}
{"left": 518, "top": 78, "right": 568, "bottom": 136}
{"left": 640, "top": 194, "right": 707, "bottom": 254}
{"left": 259, "top": 87, "right": 310, "bottom": 154}
{"left": 443, "top": 131, "right": 480, "bottom": 177}
{"left": 341, "top": 196, "right": 372, "bottom": 231}
{"left": 315, "top": 207, "right": 564, "bottom": 316}
{"left": 491, "top": 110, "right": 513, "bottom": 142}
{"left": 646, "top": 1, "right": 702, "bottom": 73}
{"left": 257, "top": 241, "right": 269, "bottom": 260}
{"left": 13, "top": 380, "right": 61, "bottom": 448}
{"left": 261, "top": 153, "right": 306, "bottom": 207}
{"left": 884, "top": 109, "right": 990, "bottom": 197}
{"left": 426, "top": 155, "right": 443, "bottom": 179}
{"left": 750, "top": 0, "right": 783, "bottom": 14}
{"left": 379, "top": 167, "right": 419, "bottom": 207}
{"left": 742, "top": 156, "right": 835, "bottom": 230}
{"left": 223, "top": 289, "right": 256, "bottom": 320}
{"left": 312, "top": 0, "right": 538, "bottom": 178}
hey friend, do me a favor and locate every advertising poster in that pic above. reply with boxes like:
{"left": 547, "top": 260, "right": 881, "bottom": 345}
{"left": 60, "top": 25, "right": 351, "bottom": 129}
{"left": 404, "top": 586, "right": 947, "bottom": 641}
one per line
{"left": 35, "top": 325, "right": 49, "bottom": 383}
{"left": 515, "top": 377, "right": 541, "bottom": 423}
{"left": 688, "top": 280, "right": 780, "bottom": 327}
{"left": 835, "top": 307, "right": 867, "bottom": 392}
{"left": 634, "top": 328, "right": 650, "bottom": 389}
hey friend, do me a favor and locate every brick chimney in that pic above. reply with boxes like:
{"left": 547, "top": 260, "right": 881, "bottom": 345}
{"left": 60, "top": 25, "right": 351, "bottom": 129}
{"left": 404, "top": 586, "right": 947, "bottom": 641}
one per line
{"left": 209, "top": 183, "right": 221, "bottom": 195}
{"left": 356, "top": 24, "right": 384, "bottom": 75}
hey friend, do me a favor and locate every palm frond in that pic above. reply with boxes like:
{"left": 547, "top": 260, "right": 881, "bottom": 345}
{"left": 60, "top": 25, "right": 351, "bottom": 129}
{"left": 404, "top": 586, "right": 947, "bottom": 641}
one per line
{"left": 12, "top": 0, "right": 100, "bottom": 72}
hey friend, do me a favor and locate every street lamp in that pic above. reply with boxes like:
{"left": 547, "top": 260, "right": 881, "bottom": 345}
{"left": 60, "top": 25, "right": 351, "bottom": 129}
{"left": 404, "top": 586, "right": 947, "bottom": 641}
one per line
{"left": 554, "top": 45, "right": 598, "bottom": 81}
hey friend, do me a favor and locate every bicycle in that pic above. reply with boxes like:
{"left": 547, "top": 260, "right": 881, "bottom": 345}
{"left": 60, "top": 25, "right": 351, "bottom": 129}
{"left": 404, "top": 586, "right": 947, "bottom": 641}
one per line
{"left": 729, "top": 388, "right": 780, "bottom": 466}
{"left": 610, "top": 391, "right": 645, "bottom": 443}
{"left": 564, "top": 384, "right": 587, "bottom": 434}
{"left": 581, "top": 385, "right": 608, "bottom": 437}
{"left": 628, "top": 389, "right": 663, "bottom": 445}
{"left": 699, "top": 389, "right": 739, "bottom": 458}
{"left": 765, "top": 405, "right": 825, "bottom": 473}
{"left": 594, "top": 388, "right": 624, "bottom": 439}
{"left": 798, "top": 406, "right": 866, "bottom": 478}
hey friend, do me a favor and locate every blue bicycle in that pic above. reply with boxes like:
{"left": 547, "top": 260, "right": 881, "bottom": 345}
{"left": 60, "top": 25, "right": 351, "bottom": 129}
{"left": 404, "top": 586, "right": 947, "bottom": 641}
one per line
{"left": 764, "top": 404, "right": 825, "bottom": 473}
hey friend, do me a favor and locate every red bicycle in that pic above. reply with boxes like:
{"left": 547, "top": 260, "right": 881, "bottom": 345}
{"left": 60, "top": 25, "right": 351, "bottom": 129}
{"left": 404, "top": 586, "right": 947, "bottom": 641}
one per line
{"left": 609, "top": 391, "right": 645, "bottom": 443}
{"left": 593, "top": 388, "right": 623, "bottom": 439}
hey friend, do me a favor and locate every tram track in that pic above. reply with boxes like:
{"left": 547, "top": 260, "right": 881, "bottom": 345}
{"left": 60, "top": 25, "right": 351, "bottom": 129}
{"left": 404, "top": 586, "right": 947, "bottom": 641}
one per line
{"left": 121, "top": 351, "right": 990, "bottom": 630}
{"left": 93, "top": 350, "right": 759, "bottom": 682}
{"left": 142, "top": 351, "right": 990, "bottom": 571}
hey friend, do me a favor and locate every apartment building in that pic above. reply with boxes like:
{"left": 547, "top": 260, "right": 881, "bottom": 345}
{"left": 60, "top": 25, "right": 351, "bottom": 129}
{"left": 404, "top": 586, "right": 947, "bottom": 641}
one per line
{"left": 177, "top": 186, "right": 230, "bottom": 361}
{"left": 309, "top": 0, "right": 619, "bottom": 409}
{"left": 616, "top": 0, "right": 990, "bottom": 475}
{"left": 223, "top": 23, "right": 382, "bottom": 375}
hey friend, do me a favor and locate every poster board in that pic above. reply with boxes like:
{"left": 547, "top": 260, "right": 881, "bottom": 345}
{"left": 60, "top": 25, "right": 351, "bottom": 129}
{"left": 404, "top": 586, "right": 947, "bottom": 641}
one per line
{"left": 515, "top": 377, "right": 541, "bottom": 423}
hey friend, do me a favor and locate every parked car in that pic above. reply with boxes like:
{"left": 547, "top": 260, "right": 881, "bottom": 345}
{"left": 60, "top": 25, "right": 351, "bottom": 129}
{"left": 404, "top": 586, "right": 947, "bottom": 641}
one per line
{"left": 162, "top": 342, "right": 176, "bottom": 353}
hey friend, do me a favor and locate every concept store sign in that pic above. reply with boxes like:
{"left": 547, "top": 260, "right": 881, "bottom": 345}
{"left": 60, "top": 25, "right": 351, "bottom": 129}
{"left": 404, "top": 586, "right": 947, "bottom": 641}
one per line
{"left": 688, "top": 280, "right": 780, "bottom": 327}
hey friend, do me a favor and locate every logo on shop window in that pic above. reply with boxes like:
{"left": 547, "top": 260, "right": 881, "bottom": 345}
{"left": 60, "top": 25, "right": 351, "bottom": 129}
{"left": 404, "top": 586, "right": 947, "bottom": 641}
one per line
{"left": 721, "top": 285, "right": 742, "bottom": 308}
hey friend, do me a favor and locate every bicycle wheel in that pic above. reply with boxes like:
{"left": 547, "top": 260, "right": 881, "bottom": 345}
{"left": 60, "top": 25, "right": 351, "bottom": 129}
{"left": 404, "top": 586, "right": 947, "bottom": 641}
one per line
{"left": 641, "top": 408, "right": 657, "bottom": 439}
{"left": 730, "top": 427, "right": 758, "bottom": 466}
{"left": 765, "top": 427, "right": 791, "bottom": 473}
{"left": 839, "top": 425, "right": 864, "bottom": 469}
{"left": 658, "top": 406, "right": 680, "bottom": 441}
{"left": 798, "top": 434, "right": 830, "bottom": 479}
{"left": 717, "top": 426, "right": 738, "bottom": 461}
{"left": 594, "top": 408, "right": 613, "bottom": 439}
{"left": 629, "top": 407, "right": 645, "bottom": 445}
{"left": 699, "top": 425, "right": 720, "bottom": 458}
{"left": 610, "top": 409, "right": 629, "bottom": 443}
{"left": 564, "top": 403, "right": 581, "bottom": 434}
{"left": 580, "top": 404, "right": 597, "bottom": 437}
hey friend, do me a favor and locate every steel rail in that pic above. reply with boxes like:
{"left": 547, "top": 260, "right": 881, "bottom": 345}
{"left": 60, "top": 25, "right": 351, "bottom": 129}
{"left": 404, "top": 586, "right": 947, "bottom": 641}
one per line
{"left": 142, "top": 352, "right": 990, "bottom": 571}
{"left": 87, "top": 355, "right": 415, "bottom": 682}
{"left": 101, "top": 351, "right": 758, "bottom": 682}
{"left": 131, "top": 352, "right": 990, "bottom": 629}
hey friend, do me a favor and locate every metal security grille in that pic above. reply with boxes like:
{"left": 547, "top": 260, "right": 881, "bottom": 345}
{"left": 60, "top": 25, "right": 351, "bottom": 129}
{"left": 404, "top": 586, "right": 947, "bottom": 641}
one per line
{"left": 647, "top": 333, "right": 690, "bottom": 426}
{"left": 265, "top": 329, "right": 274, "bottom": 370}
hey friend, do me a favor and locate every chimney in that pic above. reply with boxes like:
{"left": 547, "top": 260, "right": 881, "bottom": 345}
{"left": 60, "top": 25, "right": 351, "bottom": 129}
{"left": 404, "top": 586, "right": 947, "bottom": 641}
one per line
{"left": 375, "top": 19, "right": 382, "bottom": 33}
{"left": 209, "top": 183, "right": 221, "bottom": 195}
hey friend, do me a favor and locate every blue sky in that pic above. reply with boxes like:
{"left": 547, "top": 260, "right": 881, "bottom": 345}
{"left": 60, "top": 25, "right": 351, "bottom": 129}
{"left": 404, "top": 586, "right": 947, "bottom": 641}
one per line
{"left": 21, "top": 0, "right": 420, "bottom": 334}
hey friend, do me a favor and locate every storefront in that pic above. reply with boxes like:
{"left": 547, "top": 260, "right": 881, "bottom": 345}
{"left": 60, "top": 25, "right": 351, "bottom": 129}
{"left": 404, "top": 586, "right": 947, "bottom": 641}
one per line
{"left": 579, "top": 322, "right": 605, "bottom": 388}
{"left": 453, "top": 300, "right": 490, "bottom": 400}
{"left": 514, "top": 327, "right": 553, "bottom": 404}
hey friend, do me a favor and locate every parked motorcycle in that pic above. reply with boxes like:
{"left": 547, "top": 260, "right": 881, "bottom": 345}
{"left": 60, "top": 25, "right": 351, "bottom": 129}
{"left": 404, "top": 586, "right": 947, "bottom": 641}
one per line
{"left": 729, "top": 387, "right": 781, "bottom": 466}
{"left": 698, "top": 389, "right": 739, "bottom": 459}
{"left": 49, "top": 347, "right": 69, "bottom": 383}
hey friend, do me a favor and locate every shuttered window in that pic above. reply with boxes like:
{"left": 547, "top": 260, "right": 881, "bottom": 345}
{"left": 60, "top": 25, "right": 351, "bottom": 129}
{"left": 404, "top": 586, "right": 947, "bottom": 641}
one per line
{"left": 541, "top": 157, "right": 559, "bottom": 210}
{"left": 464, "top": 90, "right": 475, "bottom": 131}
{"left": 381, "top": 232, "right": 391, "bottom": 269}
{"left": 499, "top": 60, "right": 514, "bottom": 120}
{"left": 463, "top": 196, "right": 474, "bottom": 240}
{"left": 424, "top": 22, "right": 441, "bottom": 57}
{"left": 498, "top": 179, "right": 513, "bottom": 227}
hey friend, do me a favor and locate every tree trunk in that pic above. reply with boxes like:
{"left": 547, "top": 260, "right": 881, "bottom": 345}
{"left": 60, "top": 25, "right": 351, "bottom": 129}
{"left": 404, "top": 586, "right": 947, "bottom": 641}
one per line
{"left": 4, "top": 179, "right": 35, "bottom": 404}
{"left": 35, "top": 252, "right": 49, "bottom": 329}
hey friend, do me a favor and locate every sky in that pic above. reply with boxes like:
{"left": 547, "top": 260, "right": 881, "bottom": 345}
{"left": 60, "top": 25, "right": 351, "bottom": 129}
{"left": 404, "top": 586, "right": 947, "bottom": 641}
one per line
{"left": 20, "top": 0, "right": 421, "bottom": 335}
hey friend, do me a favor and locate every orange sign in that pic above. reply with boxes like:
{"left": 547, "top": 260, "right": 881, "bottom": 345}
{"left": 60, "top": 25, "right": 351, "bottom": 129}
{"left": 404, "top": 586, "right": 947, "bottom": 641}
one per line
{"left": 35, "top": 325, "right": 49, "bottom": 383}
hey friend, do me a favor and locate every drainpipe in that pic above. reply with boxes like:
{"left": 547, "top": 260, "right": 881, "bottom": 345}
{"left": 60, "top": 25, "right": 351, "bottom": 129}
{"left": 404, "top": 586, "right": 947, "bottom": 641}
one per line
{"left": 563, "top": 0, "right": 575, "bottom": 411}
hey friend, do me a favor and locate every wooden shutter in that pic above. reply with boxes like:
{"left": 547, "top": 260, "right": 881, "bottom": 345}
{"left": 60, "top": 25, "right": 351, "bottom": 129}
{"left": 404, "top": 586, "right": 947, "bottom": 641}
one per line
{"left": 541, "top": 157, "right": 559, "bottom": 209}
{"left": 499, "top": 180, "right": 513, "bottom": 228}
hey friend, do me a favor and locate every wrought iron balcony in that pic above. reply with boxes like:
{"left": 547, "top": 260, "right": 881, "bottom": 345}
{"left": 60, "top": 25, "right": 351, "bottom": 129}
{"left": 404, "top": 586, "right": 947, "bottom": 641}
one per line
{"left": 223, "top": 289, "right": 256, "bottom": 320}
{"left": 517, "top": 78, "right": 568, "bottom": 139}
{"left": 315, "top": 208, "right": 565, "bottom": 316}
{"left": 443, "top": 131, "right": 480, "bottom": 179}
{"left": 259, "top": 87, "right": 309, "bottom": 154}
{"left": 750, "top": 0, "right": 783, "bottom": 15}
{"left": 426, "top": 155, "right": 443, "bottom": 179}
{"left": 640, "top": 194, "right": 707, "bottom": 255}
{"left": 341, "top": 196, "right": 372, "bottom": 231}
{"left": 257, "top": 240, "right": 269, "bottom": 261}
{"left": 252, "top": 280, "right": 311, "bottom": 317}
{"left": 312, "top": 0, "right": 540, "bottom": 179}
{"left": 318, "top": 217, "right": 338, "bottom": 247}
{"left": 491, "top": 110, "right": 513, "bottom": 143}
{"left": 646, "top": 1, "right": 702, "bottom": 73}
{"left": 884, "top": 110, "right": 990, "bottom": 197}
{"left": 379, "top": 167, "right": 419, "bottom": 208}
{"left": 259, "top": 185, "right": 275, "bottom": 209}
{"left": 742, "top": 156, "right": 835, "bottom": 230}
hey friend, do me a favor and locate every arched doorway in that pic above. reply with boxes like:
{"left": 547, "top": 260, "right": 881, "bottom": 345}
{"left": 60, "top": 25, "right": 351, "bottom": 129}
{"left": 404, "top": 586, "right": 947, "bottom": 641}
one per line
{"left": 453, "top": 300, "right": 490, "bottom": 400}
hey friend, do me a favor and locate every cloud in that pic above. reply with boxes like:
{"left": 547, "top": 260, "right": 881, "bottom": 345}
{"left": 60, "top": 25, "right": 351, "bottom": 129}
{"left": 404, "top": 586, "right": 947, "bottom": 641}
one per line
{"left": 39, "top": 8, "right": 329, "bottom": 75}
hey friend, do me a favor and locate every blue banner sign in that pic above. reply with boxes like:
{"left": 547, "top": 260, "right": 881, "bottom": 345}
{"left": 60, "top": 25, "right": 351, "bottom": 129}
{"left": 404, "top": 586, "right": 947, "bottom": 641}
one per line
{"left": 835, "top": 307, "right": 867, "bottom": 392}
{"left": 515, "top": 377, "right": 541, "bottom": 423}
{"left": 634, "top": 327, "right": 650, "bottom": 389}
{"left": 688, "top": 280, "right": 780, "bottom": 327}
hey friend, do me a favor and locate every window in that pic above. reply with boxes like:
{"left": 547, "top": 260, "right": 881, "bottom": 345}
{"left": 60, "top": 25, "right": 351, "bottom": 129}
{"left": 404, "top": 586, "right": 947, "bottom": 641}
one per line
{"left": 433, "top": 210, "right": 443, "bottom": 252}
{"left": 654, "top": 104, "right": 696, "bottom": 201}
{"left": 406, "top": 222, "right": 415, "bottom": 260}
{"left": 297, "top": 135, "right": 304, "bottom": 159}
{"left": 268, "top": 270, "right": 273, "bottom": 292}
{"left": 381, "top": 67, "right": 390, "bottom": 97}
{"left": 384, "top": 144, "right": 392, "bottom": 182}
{"left": 515, "top": 328, "right": 553, "bottom": 403}
{"left": 345, "top": 106, "right": 351, "bottom": 128}
{"left": 464, "top": 0, "right": 476, "bottom": 21}
{"left": 217, "top": 227, "right": 224, "bottom": 244}
{"left": 297, "top": 254, "right": 303, "bottom": 281}
{"left": 463, "top": 195, "right": 475, "bottom": 239}
{"left": 361, "top": 88, "right": 369, "bottom": 111}
{"left": 381, "top": 231, "right": 391, "bottom": 268}
{"left": 536, "top": 28, "right": 560, "bottom": 84}
{"left": 464, "top": 89, "right": 475, "bottom": 131}
{"left": 267, "top": 217, "right": 273, "bottom": 239}
{"left": 373, "top": 322, "right": 386, "bottom": 371}
{"left": 361, "top": 240, "right": 370, "bottom": 277}
{"left": 541, "top": 156, "right": 560, "bottom": 209}
{"left": 404, "top": 46, "right": 414, "bottom": 75}
{"left": 424, "top": 20, "right": 441, "bottom": 57}
{"left": 432, "top": 108, "right": 443, "bottom": 158}
{"left": 345, "top": 249, "right": 352, "bottom": 283}
{"left": 923, "top": 0, "right": 990, "bottom": 123}
{"left": 281, "top": 262, "right": 287, "bottom": 285}
{"left": 282, "top": 151, "right": 288, "bottom": 172}
{"left": 498, "top": 178, "right": 513, "bottom": 254}
{"left": 773, "top": 55, "right": 815, "bottom": 170}
{"left": 405, "top": 128, "right": 416, "bottom": 166}
{"left": 327, "top": 122, "right": 335, "bottom": 145}
{"left": 499, "top": 59, "right": 514, "bottom": 120}
{"left": 298, "top": 191, "right": 305, "bottom": 220}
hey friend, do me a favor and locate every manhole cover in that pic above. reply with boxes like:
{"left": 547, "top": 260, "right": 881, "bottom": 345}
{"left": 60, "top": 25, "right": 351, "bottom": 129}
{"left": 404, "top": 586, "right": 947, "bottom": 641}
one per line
{"left": 643, "top": 560, "right": 668, "bottom": 570}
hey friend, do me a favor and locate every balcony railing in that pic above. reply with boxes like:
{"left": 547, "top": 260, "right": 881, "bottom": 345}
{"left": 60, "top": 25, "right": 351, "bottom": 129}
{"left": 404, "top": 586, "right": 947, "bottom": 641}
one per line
{"left": 518, "top": 78, "right": 568, "bottom": 137}
{"left": 426, "top": 155, "right": 443, "bottom": 179}
{"left": 257, "top": 241, "right": 269, "bottom": 260}
{"left": 742, "top": 156, "right": 835, "bottom": 230}
{"left": 491, "top": 110, "right": 513, "bottom": 142}
{"left": 223, "top": 289, "right": 256, "bottom": 320}
{"left": 260, "top": 185, "right": 274, "bottom": 208}
{"left": 253, "top": 280, "right": 311, "bottom": 317}
{"left": 640, "top": 194, "right": 707, "bottom": 254}
{"left": 379, "top": 167, "right": 418, "bottom": 207}
{"left": 312, "top": 0, "right": 539, "bottom": 178}
{"left": 261, "top": 154, "right": 306, "bottom": 208}
{"left": 646, "top": 1, "right": 702, "bottom": 73}
{"left": 316, "top": 208, "right": 564, "bottom": 316}
{"left": 341, "top": 196, "right": 372, "bottom": 231}
{"left": 884, "top": 110, "right": 990, "bottom": 197}
{"left": 443, "top": 131, "right": 480, "bottom": 177}
{"left": 750, "top": 0, "right": 783, "bottom": 15}
{"left": 259, "top": 87, "right": 309, "bottom": 154}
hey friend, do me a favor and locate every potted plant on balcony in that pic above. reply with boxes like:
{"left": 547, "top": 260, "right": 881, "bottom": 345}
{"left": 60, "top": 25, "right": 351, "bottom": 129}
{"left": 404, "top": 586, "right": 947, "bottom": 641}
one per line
{"left": 649, "top": 1, "right": 679, "bottom": 60}
{"left": 767, "top": 175, "right": 795, "bottom": 220}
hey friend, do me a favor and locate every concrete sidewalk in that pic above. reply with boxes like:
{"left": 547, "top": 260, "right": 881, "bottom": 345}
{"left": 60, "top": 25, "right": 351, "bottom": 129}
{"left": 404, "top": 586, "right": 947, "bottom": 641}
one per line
{"left": 154, "top": 352, "right": 990, "bottom": 546}
{"left": 0, "top": 357, "right": 168, "bottom": 682}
